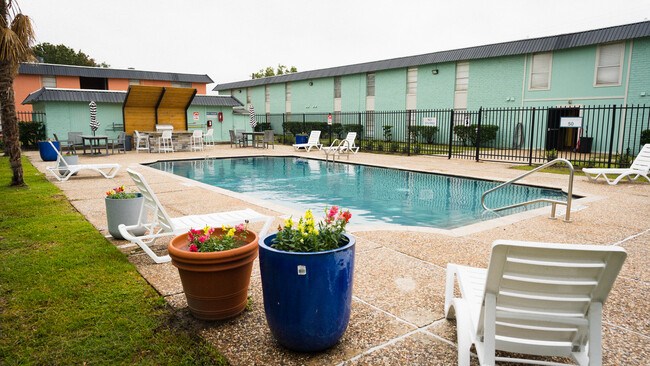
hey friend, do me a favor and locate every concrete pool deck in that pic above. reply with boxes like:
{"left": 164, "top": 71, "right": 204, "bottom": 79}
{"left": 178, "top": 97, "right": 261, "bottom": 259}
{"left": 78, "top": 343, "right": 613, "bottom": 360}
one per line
{"left": 27, "top": 143, "right": 649, "bottom": 365}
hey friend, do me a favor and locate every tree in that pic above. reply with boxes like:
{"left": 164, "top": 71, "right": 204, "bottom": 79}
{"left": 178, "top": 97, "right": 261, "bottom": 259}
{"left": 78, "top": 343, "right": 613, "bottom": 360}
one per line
{"left": 252, "top": 64, "right": 297, "bottom": 79}
{"left": 0, "top": 0, "right": 35, "bottom": 186}
{"left": 32, "top": 42, "right": 109, "bottom": 67}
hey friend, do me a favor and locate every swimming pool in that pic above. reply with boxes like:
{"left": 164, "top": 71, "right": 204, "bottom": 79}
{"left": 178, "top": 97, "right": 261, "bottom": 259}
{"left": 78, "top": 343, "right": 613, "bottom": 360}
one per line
{"left": 149, "top": 157, "right": 569, "bottom": 229}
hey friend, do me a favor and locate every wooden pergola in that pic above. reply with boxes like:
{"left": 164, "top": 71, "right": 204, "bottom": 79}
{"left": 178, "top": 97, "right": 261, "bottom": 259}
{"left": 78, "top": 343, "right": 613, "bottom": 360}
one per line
{"left": 122, "top": 85, "right": 196, "bottom": 134}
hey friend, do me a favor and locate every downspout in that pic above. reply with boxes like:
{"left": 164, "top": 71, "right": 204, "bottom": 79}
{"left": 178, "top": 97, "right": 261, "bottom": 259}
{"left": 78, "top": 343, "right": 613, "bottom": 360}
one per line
{"left": 122, "top": 86, "right": 131, "bottom": 132}
{"left": 184, "top": 88, "right": 197, "bottom": 129}
{"left": 154, "top": 87, "right": 166, "bottom": 126}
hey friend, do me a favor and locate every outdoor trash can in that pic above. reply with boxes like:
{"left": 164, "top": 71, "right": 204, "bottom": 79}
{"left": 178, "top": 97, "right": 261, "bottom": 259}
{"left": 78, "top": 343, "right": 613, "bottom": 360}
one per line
{"left": 295, "top": 134, "right": 308, "bottom": 146}
{"left": 125, "top": 135, "right": 133, "bottom": 151}
{"left": 579, "top": 137, "right": 593, "bottom": 154}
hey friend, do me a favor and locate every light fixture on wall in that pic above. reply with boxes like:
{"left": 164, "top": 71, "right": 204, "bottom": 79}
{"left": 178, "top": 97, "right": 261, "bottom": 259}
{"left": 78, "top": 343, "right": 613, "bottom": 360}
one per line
{"left": 309, "top": 81, "right": 313, "bottom": 86}
{"left": 238, "top": 89, "right": 242, "bottom": 93}
{"left": 431, "top": 69, "right": 439, "bottom": 75}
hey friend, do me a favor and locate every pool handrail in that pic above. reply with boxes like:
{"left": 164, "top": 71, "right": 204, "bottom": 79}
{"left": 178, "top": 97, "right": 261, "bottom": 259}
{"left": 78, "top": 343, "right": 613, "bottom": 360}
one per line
{"left": 481, "top": 158, "right": 574, "bottom": 222}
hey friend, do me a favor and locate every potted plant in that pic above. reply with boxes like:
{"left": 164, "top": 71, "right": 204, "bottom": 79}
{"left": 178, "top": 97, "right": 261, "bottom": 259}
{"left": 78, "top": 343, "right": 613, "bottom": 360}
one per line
{"left": 168, "top": 223, "right": 258, "bottom": 320}
{"left": 57, "top": 150, "right": 78, "bottom": 176}
{"left": 105, "top": 185, "right": 145, "bottom": 240}
{"left": 38, "top": 139, "right": 60, "bottom": 161}
{"left": 259, "top": 206, "right": 355, "bottom": 352}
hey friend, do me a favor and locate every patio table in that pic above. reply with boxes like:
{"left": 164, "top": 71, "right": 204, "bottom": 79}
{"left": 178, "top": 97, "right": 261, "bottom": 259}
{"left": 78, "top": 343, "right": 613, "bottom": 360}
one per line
{"left": 81, "top": 135, "right": 110, "bottom": 156}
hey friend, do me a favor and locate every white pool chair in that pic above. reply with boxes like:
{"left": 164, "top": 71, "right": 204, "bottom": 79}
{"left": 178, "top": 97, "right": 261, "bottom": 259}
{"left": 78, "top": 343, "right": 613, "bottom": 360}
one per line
{"left": 190, "top": 130, "right": 204, "bottom": 151}
{"left": 118, "top": 169, "right": 274, "bottom": 264}
{"left": 45, "top": 141, "right": 120, "bottom": 182}
{"left": 203, "top": 128, "right": 215, "bottom": 148}
{"left": 293, "top": 130, "right": 322, "bottom": 152}
{"left": 134, "top": 130, "right": 149, "bottom": 153}
{"left": 445, "top": 240, "right": 626, "bottom": 366}
{"left": 583, "top": 144, "right": 650, "bottom": 185}
{"left": 158, "top": 130, "right": 174, "bottom": 153}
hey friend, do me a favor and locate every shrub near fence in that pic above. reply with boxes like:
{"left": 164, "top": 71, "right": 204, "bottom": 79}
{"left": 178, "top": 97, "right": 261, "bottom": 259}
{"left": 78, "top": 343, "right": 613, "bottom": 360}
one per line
{"left": 18, "top": 121, "right": 46, "bottom": 149}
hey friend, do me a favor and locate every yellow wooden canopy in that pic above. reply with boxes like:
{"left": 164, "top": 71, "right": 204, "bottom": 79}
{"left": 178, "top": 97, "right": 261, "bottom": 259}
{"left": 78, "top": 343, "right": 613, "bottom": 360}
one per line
{"left": 123, "top": 85, "right": 196, "bottom": 134}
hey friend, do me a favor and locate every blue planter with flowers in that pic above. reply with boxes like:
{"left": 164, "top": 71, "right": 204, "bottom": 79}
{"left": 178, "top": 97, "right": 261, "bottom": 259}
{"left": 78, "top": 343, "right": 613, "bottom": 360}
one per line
{"left": 38, "top": 141, "right": 60, "bottom": 161}
{"left": 259, "top": 207, "right": 355, "bottom": 352}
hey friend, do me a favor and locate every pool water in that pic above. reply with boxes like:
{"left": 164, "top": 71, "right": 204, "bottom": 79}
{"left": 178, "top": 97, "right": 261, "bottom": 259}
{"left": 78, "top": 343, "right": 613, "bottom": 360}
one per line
{"left": 149, "top": 157, "right": 569, "bottom": 229}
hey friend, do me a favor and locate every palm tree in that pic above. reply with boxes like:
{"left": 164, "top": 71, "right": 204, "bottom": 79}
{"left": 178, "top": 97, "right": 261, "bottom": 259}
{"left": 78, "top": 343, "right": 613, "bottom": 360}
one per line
{"left": 0, "top": 0, "right": 35, "bottom": 186}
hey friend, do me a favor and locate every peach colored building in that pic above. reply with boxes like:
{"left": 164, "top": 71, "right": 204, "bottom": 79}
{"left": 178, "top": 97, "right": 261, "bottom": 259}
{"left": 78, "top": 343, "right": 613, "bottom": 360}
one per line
{"left": 15, "top": 63, "right": 213, "bottom": 113}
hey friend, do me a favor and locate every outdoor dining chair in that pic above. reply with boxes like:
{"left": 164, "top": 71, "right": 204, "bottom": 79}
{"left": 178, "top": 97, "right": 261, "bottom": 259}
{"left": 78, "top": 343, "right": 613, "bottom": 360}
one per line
{"left": 134, "top": 130, "right": 149, "bottom": 153}
{"left": 158, "top": 130, "right": 174, "bottom": 153}
{"left": 190, "top": 130, "right": 204, "bottom": 151}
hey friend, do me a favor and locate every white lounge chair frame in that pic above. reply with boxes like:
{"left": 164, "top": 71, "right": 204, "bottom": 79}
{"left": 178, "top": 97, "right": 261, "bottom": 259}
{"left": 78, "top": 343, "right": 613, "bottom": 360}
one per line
{"left": 118, "top": 169, "right": 274, "bottom": 264}
{"left": 293, "top": 130, "right": 322, "bottom": 152}
{"left": 322, "top": 132, "right": 360, "bottom": 160}
{"left": 583, "top": 144, "right": 650, "bottom": 185}
{"left": 45, "top": 141, "right": 120, "bottom": 182}
{"left": 445, "top": 240, "right": 626, "bottom": 366}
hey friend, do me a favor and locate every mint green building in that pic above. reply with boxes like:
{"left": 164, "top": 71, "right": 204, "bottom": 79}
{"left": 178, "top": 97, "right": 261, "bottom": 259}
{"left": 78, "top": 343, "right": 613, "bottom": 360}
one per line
{"left": 214, "top": 21, "right": 650, "bottom": 155}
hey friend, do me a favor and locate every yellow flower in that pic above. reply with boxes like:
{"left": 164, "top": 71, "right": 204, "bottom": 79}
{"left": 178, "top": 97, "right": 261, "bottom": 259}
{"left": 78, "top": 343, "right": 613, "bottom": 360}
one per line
{"left": 284, "top": 218, "right": 294, "bottom": 227}
{"left": 108, "top": 190, "right": 115, "bottom": 195}
{"left": 203, "top": 226, "right": 211, "bottom": 235}
{"left": 297, "top": 224, "right": 304, "bottom": 232}
{"left": 305, "top": 210, "right": 313, "bottom": 220}
{"left": 227, "top": 228, "right": 236, "bottom": 237}
{"left": 119, "top": 185, "right": 126, "bottom": 191}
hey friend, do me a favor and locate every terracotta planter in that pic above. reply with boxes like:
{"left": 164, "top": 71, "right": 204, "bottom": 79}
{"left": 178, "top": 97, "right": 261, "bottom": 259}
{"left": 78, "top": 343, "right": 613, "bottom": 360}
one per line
{"left": 168, "top": 229, "right": 259, "bottom": 320}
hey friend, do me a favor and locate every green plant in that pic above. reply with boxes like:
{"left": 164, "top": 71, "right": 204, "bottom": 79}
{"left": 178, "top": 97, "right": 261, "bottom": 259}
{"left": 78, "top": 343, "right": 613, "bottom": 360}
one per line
{"left": 615, "top": 148, "right": 632, "bottom": 168}
{"left": 382, "top": 125, "right": 393, "bottom": 142}
{"left": 343, "top": 124, "right": 363, "bottom": 136}
{"left": 401, "top": 144, "right": 410, "bottom": 154}
{"left": 105, "top": 185, "right": 138, "bottom": 199}
{"left": 546, "top": 149, "right": 558, "bottom": 162}
{"left": 18, "top": 121, "right": 46, "bottom": 149}
{"left": 413, "top": 143, "right": 421, "bottom": 154}
{"left": 390, "top": 141, "right": 399, "bottom": 152}
{"left": 376, "top": 141, "right": 384, "bottom": 151}
{"left": 186, "top": 223, "right": 250, "bottom": 252}
{"left": 272, "top": 206, "right": 351, "bottom": 253}
{"left": 453, "top": 124, "right": 499, "bottom": 146}
{"left": 410, "top": 126, "right": 439, "bottom": 144}
{"left": 254, "top": 122, "right": 272, "bottom": 132}
{"left": 641, "top": 129, "right": 650, "bottom": 145}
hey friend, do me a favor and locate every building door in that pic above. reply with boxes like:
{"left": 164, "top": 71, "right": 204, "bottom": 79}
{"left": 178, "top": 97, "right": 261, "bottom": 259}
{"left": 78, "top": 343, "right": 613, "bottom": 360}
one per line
{"left": 546, "top": 107, "right": 580, "bottom": 151}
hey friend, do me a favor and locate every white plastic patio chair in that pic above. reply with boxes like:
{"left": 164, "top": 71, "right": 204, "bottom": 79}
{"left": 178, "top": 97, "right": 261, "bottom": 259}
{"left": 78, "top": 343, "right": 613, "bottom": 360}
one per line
{"left": 134, "top": 130, "right": 149, "bottom": 153}
{"left": 45, "top": 141, "right": 120, "bottom": 182}
{"left": 203, "top": 128, "right": 215, "bottom": 148}
{"left": 158, "top": 130, "right": 174, "bottom": 153}
{"left": 293, "top": 130, "right": 322, "bottom": 152}
{"left": 445, "top": 240, "right": 626, "bottom": 366}
{"left": 583, "top": 144, "right": 650, "bottom": 185}
{"left": 190, "top": 130, "right": 203, "bottom": 151}
{"left": 117, "top": 169, "right": 274, "bottom": 264}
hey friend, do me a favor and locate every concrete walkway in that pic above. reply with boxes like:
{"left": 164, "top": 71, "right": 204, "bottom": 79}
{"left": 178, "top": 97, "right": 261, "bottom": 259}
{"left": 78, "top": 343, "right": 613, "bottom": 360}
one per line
{"left": 27, "top": 143, "right": 649, "bottom": 365}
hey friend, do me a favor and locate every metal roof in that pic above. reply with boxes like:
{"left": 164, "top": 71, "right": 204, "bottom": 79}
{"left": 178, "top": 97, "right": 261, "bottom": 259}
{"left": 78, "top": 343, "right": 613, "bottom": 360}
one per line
{"left": 191, "top": 95, "right": 243, "bottom": 107}
{"left": 214, "top": 20, "right": 650, "bottom": 91}
{"left": 19, "top": 63, "right": 214, "bottom": 83}
{"left": 22, "top": 88, "right": 242, "bottom": 107}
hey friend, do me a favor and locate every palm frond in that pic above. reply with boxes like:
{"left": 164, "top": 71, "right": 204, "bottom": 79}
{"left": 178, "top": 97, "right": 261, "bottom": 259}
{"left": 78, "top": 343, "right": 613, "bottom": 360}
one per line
{"left": 10, "top": 13, "right": 33, "bottom": 60}
{"left": 0, "top": 26, "right": 28, "bottom": 63}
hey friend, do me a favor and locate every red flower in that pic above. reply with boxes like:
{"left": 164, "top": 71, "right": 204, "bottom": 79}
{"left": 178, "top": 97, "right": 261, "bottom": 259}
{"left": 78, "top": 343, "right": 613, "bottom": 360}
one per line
{"left": 189, "top": 244, "right": 198, "bottom": 252}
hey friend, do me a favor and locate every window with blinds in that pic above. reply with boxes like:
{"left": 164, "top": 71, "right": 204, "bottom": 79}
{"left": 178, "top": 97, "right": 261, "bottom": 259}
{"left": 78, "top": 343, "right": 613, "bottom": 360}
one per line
{"left": 246, "top": 87, "right": 251, "bottom": 105}
{"left": 407, "top": 67, "right": 417, "bottom": 95}
{"left": 595, "top": 42, "right": 624, "bottom": 86}
{"left": 171, "top": 81, "right": 191, "bottom": 88}
{"left": 286, "top": 83, "right": 291, "bottom": 102}
{"left": 366, "top": 73, "right": 375, "bottom": 97}
{"left": 455, "top": 62, "right": 469, "bottom": 91}
{"left": 530, "top": 52, "right": 552, "bottom": 90}
{"left": 334, "top": 77, "right": 342, "bottom": 98}
{"left": 129, "top": 79, "right": 141, "bottom": 85}
{"left": 42, "top": 75, "right": 56, "bottom": 88}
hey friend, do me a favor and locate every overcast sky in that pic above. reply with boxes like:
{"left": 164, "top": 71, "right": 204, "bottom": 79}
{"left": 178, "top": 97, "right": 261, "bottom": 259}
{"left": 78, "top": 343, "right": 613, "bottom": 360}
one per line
{"left": 20, "top": 0, "right": 650, "bottom": 94}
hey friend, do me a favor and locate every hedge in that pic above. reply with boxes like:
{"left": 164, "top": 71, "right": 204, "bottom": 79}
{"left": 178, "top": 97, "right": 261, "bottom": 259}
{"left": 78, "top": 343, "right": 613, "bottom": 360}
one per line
{"left": 19, "top": 121, "right": 46, "bottom": 149}
{"left": 453, "top": 124, "right": 499, "bottom": 146}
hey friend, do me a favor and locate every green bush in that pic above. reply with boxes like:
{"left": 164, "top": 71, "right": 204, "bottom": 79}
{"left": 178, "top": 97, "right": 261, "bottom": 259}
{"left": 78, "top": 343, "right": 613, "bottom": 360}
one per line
{"left": 413, "top": 143, "right": 421, "bottom": 154}
{"left": 641, "top": 129, "right": 650, "bottom": 145}
{"left": 390, "top": 141, "right": 399, "bottom": 152}
{"left": 453, "top": 124, "right": 499, "bottom": 146}
{"left": 409, "top": 126, "right": 439, "bottom": 144}
{"left": 254, "top": 122, "right": 272, "bottom": 132}
{"left": 282, "top": 121, "right": 344, "bottom": 138}
{"left": 18, "top": 121, "right": 46, "bottom": 149}
{"left": 382, "top": 125, "right": 393, "bottom": 142}
{"left": 546, "top": 149, "right": 558, "bottom": 162}
{"left": 616, "top": 148, "right": 633, "bottom": 168}
{"left": 342, "top": 124, "right": 363, "bottom": 136}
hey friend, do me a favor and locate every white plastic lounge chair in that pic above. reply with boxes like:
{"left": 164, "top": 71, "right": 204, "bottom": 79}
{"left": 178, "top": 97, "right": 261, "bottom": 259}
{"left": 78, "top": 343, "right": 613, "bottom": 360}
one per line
{"left": 118, "top": 169, "right": 274, "bottom": 264}
{"left": 293, "top": 130, "right": 322, "bottom": 152}
{"left": 445, "top": 240, "right": 626, "bottom": 366}
{"left": 45, "top": 141, "right": 120, "bottom": 182}
{"left": 583, "top": 144, "right": 650, "bottom": 185}
{"left": 322, "top": 132, "right": 360, "bottom": 160}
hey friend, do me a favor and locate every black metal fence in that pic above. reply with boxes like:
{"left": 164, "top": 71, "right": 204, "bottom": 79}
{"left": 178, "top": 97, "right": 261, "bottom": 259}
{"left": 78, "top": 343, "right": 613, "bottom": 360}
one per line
{"left": 256, "top": 104, "right": 650, "bottom": 168}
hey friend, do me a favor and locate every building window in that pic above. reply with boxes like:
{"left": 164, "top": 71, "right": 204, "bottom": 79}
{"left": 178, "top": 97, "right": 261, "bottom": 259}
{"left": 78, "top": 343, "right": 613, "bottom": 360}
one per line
{"left": 455, "top": 62, "right": 469, "bottom": 92}
{"left": 530, "top": 52, "right": 552, "bottom": 90}
{"left": 246, "top": 87, "right": 251, "bottom": 105}
{"left": 366, "top": 73, "right": 375, "bottom": 97}
{"left": 129, "top": 79, "right": 140, "bottom": 85}
{"left": 286, "top": 83, "right": 291, "bottom": 102}
{"left": 407, "top": 67, "right": 417, "bottom": 95}
{"left": 42, "top": 75, "right": 56, "bottom": 88}
{"left": 265, "top": 85, "right": 270, "bottom": 113}
{"left": 595, "top": 42, "right": 624, "bottom": 86}
{"left": 285, "top": 83, "right": 291, "bottom": 113}
{"left": 171, "top": 81, "right": 191, "bottom": 88}
{"left": 334, "top": 77, "right": 342, "bottom": 98}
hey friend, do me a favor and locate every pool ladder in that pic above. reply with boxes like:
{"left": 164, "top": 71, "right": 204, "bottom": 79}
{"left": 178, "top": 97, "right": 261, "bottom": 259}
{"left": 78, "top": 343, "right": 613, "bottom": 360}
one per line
{"left": 324, "top": 139, "right": 352, "bottom": 162}
{"left": 481, "top": 158, "right": 575, "bottom": 222}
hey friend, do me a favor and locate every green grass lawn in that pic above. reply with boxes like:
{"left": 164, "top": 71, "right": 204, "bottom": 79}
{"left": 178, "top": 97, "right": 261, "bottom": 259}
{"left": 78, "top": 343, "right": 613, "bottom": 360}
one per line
{"left": 0, "top": 157, "right": 228, "bottom": 365}
{"left": 509, "top": 164, "right": 586, "bottom": 176}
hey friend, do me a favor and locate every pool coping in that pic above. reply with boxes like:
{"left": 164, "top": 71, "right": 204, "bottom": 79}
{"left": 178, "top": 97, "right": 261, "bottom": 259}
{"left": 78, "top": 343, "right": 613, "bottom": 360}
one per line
{"left": 136, "top": 155, "right": 600, "bottom": 237}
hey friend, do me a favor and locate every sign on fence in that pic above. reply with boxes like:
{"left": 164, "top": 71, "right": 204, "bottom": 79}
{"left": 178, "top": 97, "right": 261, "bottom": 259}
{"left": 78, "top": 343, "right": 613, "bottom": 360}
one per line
{"left": 422, "top": 117, "right": 437, "bottom": 127}
{"left": 560, "top": 117, "right": 582, "bottom": 128}
{"left": 327, "top": 114, "right": 332, "bottom": 125}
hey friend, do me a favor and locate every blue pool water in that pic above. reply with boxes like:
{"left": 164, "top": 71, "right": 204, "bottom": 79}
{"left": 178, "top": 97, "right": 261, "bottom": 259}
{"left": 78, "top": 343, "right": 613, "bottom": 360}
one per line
{"left": 149, "top": 157, "right": 569, "bottom": 229}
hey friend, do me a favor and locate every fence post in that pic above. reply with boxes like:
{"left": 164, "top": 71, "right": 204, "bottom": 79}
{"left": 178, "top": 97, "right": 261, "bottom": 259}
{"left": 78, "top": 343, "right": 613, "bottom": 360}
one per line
{"left": 448, "top": 109, "right": 455, "bottom": 159}
{"left": 358, "top": 112, "right": 363, "bottom": 148}
{"left": 282, "top": 113, "right": 286, "bottom": 145}
{"left": 607, "top": 105, "right": 617, "bottom": 168}
{"left": 528, "top": 107, "right": 536, "bottom": 166}
{"left": 407, "top": 110, "right": 412, "bottom": 157}
{"left": 302, "top": 114, "right": 306, "bottom": 133}
{"left": 475, "top": 107, "right": 483, "bottom": 162}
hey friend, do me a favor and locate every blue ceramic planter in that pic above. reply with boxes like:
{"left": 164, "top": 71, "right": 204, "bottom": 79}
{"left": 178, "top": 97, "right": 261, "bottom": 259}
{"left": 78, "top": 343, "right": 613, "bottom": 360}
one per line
{"left": 38, "top": 141, "right": 60, "bottom": 161}
{"left": 259, "top": 233, "right": 355, "bottom": 352}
